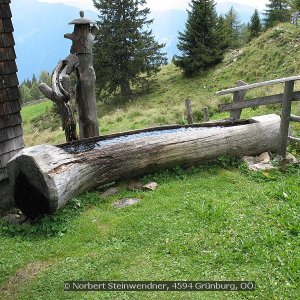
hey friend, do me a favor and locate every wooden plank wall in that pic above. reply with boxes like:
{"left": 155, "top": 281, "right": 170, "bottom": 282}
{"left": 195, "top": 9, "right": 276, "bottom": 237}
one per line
{"left": 0, "top": 0, "right": 24, "bottom": 182}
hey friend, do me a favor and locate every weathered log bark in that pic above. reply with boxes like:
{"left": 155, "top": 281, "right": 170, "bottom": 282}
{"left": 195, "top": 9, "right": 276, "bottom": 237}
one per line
{"left": 39, "top": 54, "right": 79, "bottom": 142}
{"left": 39, "top": 11, "right": 99, "bottom": 142}
{"left": 65, "top": 12, "right": 99, "bottom": 139}
{"left": 75, "top": 54, "right": 99, "bottom": 138}
{"left": 7, "top": 114, "right": 280, "bottom": 219}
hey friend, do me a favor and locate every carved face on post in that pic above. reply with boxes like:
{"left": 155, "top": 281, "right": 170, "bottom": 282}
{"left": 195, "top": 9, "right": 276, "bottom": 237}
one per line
{"left": 65, "top": 11, "right": 97, "bottom": 55}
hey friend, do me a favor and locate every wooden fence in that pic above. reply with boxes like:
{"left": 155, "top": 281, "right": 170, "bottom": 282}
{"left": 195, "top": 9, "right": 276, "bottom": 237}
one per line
{"left": 216, "top": 75, "right": 300, "bottom": 158}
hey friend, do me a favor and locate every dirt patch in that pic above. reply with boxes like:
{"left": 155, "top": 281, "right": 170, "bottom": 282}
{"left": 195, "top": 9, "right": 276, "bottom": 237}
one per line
{"left": 0, "top": 261, "right": 52, "bottom": 300}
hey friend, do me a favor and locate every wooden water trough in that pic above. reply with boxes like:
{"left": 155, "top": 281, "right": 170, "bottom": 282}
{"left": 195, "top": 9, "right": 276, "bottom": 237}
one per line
{"left": 7, "top": 114, "right": 281, "bottom": 219}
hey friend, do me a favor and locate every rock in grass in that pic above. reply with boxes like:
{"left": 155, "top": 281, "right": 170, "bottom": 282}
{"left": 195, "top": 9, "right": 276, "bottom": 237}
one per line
{"left": 286, "top": 153, "right": 298, "bottom": 164}
{"left": 1, "top": 212, "right": 28, "bottom": 225}
{"left": 113, "top": 198, "right": 140, "bottom": 208}
{"left": 99, "top": 187, "right": 118, "bottom": 198}
{"left": 248, "top": 163, "right": 275, "bottom": 172}
{"left": 258, "top": 152, "right": 271, "bottom": 164}
{"left": 127, "top": 180, "right": 144, "bottom": 191}
{"left": 243, "top": 153, "right": 275, "bottom": 172}
{"left": 143, "top": 182, "right": 158, "bottom": 191}
{"left": 243, "top": 156, "right": 255, "bottom": 165}
{"left": 1, "top": 214, "right": 21, "bottom": 225}
{"left": 244, "top": 152, "right": 298, "bottom": 172}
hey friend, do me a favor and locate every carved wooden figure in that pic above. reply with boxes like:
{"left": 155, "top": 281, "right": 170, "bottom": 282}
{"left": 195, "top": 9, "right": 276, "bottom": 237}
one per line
{"left": 39, "top": 11, "right": 99, "bottom": 141}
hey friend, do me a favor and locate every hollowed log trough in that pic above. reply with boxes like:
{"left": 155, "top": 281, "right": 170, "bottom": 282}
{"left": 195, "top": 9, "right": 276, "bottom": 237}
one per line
{"left": 8, "top": 114, "right": 281, "bottom": 219}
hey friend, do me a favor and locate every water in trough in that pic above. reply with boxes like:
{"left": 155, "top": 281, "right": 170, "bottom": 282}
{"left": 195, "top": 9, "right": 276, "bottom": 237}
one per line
{"left": 62, "top": 126, "right": 223, "bottom": 154}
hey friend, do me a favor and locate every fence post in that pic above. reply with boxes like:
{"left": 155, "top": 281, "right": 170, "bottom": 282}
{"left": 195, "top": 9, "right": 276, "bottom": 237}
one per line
{"left": 231, "top": 80, "right": 247, "bottom": 120}
{"left": 203, "top": 107, "right": 210, "bottom": 122}
{"left": 185, "top": 98, "right": 193, "bottom": 125}
{"left": 278, "top": 80, "right": 295, "bottom": 157}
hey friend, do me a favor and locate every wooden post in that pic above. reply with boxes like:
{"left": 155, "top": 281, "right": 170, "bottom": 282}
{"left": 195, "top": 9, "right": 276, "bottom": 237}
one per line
{"left": 203, "top": 107, "right": 210, "bottom": 122}
{"left": 185, "top": 98, "right": 193, "bottom": 125}
{"left": 65, "top": 11, "right": 99, "bottom": 139}
{"left": 231, "top": 80, "right": 247, "bottom": 120}
{"left": 40, "top": 11, "right": 99, "bottom": 141}
{"left": 278, "top": 80, "right": 294, "bottom": 157}
{"left": 75, "top": 53, "right": 99, "bottom": 139}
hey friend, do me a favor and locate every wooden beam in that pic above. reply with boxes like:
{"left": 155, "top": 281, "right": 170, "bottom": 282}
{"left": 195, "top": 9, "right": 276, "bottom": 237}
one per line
{"left": 289, "top": 136, "right": 300, "bottom": 142}
{"left": 290, "top": 114, "right": 300, "bottom": 122}
{"left": 278, "top": 81, "right": 295, "bottom": 157}
{"left": 219, "top": 91, "right": 300, "bottom": 112}
{"left": 216, "top": 75, "right": 300, "bottom": 96}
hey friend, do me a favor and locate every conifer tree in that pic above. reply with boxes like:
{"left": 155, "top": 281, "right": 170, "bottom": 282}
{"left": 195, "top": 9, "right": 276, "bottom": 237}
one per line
{"left": 248, "top": 9, "right": 262, "bottom": 40}
{"left": 216, "top": 15, "right": 232, "bottom": 52}
{"left": 264, "top": 0, "right": 291, "bottom": 28}
{"left": 19, "top": 85, "right": 32, "bottom": 104}
{"left": 93, "top": 0, "right": 167, "bottom": 99}
{"left": 225, "top": 7, "right": 241, "bottom": 48}
{"left": 291, "top": 0, "right": 300, "bottom": 11}
{"left": 31, "top": 73, "right": 37, "bottom": 84}
{"left": 174, "top": 0, "right": 222, "bottom": 77}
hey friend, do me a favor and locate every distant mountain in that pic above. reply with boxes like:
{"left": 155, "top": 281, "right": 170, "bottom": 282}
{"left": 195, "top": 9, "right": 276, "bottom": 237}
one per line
{"left": 11, "top": 0, "right": 259, "bottom": 82}
{"left": 11, "top": 0, "right": 97, "bottom": 81}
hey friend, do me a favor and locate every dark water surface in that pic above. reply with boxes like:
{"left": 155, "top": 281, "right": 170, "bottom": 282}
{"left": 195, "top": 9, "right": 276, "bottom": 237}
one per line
{"left": 62, "top": 127, "right": 223, "bottom": 154}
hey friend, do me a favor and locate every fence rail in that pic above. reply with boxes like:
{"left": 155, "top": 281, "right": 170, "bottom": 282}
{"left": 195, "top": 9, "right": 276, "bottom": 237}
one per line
{"left": 216, "top": 75, "right": 300, "bottom": 158}
{"left": 219, "top": 92, "right": 300, "bottom": 112}
{"left": 216, "top": 75, "right": 300, "bottom": 95}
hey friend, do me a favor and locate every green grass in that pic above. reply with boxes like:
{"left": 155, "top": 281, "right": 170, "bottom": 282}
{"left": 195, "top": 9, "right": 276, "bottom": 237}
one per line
{"left": 7, "top": 22, "right": 300, "bottom": 299}
{"left": 0, "top": 163, "right": 299, "bottom": 299}
{"left": 21, "top": 101, "right": 53, "bottom": 123}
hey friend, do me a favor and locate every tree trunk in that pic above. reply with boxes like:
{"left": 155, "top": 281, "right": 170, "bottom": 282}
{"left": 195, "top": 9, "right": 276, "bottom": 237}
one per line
{"left": 7, "top": 114, "right": 281, "bottom": 219}
{"left": 120, "top": 78, "right": 132, "bottom": 98}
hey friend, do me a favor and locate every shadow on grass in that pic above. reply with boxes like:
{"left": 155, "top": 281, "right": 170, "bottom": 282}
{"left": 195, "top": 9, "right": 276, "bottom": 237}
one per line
{"left": 0, "top": 194, "right": 100, "bottom": 239}
{"left": 2, "top": 160, "right": 298, "bottom": 239}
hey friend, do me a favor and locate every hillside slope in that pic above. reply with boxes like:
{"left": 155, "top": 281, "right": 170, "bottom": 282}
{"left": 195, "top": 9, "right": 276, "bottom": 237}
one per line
{"left": 22, "top": 23, "right": 300, "bottom": 146}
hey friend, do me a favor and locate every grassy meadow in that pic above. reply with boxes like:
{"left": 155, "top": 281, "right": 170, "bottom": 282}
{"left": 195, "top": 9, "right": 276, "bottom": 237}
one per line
{"left": 1, "top": 165, "right": 300, "bottom": 299}
{"left": 1, "top": 23, "right": 300, "bottom": 299}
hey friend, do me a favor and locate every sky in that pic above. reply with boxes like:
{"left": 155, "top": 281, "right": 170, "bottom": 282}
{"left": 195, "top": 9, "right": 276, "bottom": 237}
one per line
{"left": 37, "top": 0, "right": 269, "bottom": 11}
